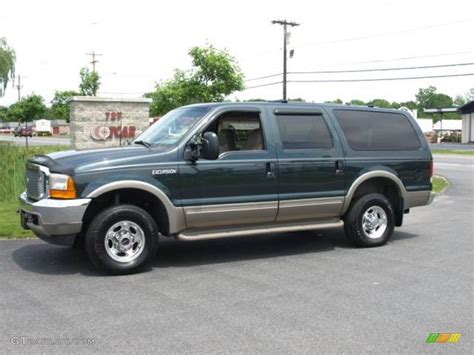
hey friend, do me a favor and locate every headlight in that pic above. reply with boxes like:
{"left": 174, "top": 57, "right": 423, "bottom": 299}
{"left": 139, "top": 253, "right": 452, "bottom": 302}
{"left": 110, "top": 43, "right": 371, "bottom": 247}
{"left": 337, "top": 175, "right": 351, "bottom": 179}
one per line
{"left": 49, "top": 174, "right": 77, "bottom": 199}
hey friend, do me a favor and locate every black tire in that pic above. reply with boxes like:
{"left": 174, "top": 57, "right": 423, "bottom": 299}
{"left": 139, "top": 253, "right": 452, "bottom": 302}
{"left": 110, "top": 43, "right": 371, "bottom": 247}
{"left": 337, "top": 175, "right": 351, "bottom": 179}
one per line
{"left": 344, "top": 193, "right": 395, "bottom": 247}
{"left": 85, "top": 204, "right": 159, "bottom": 275}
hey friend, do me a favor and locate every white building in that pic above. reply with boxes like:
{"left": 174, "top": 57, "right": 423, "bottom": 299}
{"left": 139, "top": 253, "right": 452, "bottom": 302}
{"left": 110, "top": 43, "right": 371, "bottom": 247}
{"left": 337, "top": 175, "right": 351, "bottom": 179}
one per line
{"left": 433, "top": 120, "right": 462, "bottom": 132}
{"left": 459, "top": 101, "right": 474, "bottom": 143}
{"left": 414, "top": 118, "right": 433, "bottom": 133}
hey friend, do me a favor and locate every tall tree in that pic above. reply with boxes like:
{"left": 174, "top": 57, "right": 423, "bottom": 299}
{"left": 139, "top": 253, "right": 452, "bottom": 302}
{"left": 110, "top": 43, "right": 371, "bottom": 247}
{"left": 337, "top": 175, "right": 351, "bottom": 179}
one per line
{"left": 416, "top": 86, "right": 458, "bottom": 121}
{"left": 50, "top": 90, "right": 79, "bottom": 122}
{"left": 0, "top": 38, "right": 16, "bottom": 97}
{"left": 79, "top": 67, "right": 100, "bottom": 96}
{"left": 147, "top": 44, "right": 244, "bottom": 116}
{"left": 6, "top": 95, "right": 46, "bottom": 122}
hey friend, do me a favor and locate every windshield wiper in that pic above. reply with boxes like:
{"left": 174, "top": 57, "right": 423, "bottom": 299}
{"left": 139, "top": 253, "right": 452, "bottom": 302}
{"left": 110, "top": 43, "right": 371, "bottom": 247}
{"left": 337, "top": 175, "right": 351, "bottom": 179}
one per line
{"left": 133, "top": 140, "right": 152, "bottom": 149}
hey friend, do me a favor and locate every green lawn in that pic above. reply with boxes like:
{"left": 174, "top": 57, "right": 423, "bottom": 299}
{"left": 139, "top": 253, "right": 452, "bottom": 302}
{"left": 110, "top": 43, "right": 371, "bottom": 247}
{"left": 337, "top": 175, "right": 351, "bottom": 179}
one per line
{"left": 432, "top": 176, "right": 449, "bottom": 193}
{"left": 0, "top": 202, "right": 34, "bottom": 239}
{"left": 432, "top": 149, "right": 474, "bottom": 156}
{"left": 0, "top": 144, "right": 68, "bottom": 239}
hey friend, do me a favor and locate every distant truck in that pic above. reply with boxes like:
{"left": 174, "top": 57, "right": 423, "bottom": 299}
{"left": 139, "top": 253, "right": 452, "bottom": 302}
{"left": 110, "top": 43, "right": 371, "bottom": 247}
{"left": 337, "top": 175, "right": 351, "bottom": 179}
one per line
{"left": 34, "top": 119, "right": 52, "bottom": 136}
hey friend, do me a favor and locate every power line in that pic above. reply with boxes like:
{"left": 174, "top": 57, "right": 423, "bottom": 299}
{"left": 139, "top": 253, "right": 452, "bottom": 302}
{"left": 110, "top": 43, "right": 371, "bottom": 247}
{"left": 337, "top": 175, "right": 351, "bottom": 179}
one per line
{"left": 332, "top": 50, "right": 474, "bottom": 66}
{"left": 245, "top": 61, "right": 474, "bottom": 82}
{"left": 289, "top": 62, "right": 474, "bottom": 75}
{"left": 244, "top": 73, "right": 474, "bottom": 90}
{"left": 245, "top": 81, "right": 283, "bottom": 89}
{"left": 245, "top": 73, "right": 282, "bottom": 82}
{"left": 288, "top": 73, "right": 474, "bottom": 83}
{"left": 296, "top": 19, "right": 473, "bottom": 49}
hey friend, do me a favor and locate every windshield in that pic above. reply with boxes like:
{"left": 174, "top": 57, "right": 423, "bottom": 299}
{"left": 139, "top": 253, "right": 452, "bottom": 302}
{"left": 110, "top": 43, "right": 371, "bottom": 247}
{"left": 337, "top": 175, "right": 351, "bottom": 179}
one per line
{"left": 134, "top": 106, "right": 211, "bottom": 147}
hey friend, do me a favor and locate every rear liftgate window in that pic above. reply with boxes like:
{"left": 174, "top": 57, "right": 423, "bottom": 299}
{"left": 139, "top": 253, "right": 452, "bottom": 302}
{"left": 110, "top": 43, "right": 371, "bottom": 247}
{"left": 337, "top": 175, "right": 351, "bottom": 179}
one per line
{"left": 276, "top": 114, "right": 333, "bottom": 150}
{"left": 333, "top": 110, "right": 421, "bottom": 151}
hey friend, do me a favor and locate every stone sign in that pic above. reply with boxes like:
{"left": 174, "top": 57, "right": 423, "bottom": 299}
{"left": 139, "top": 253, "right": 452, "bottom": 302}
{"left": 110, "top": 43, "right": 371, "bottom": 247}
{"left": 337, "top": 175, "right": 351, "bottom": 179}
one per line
{"left": 69, "top": 96, "right": 152, "bottom": 150}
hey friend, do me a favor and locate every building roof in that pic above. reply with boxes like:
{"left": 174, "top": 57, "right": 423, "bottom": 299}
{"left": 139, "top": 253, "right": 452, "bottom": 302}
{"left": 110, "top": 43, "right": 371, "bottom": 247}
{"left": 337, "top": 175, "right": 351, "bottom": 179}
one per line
{"left": 50, "top": 119, "right": 68, "bottom": 126}
{"left": 459, "top": 101, "right": 474, "bottom": 114}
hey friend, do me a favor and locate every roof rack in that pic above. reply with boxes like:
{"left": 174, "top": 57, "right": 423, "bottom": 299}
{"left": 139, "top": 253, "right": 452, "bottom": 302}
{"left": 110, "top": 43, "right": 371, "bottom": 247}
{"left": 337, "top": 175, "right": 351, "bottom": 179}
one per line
{"left": 268, "top": 99, "right": 288, "bottom": 103}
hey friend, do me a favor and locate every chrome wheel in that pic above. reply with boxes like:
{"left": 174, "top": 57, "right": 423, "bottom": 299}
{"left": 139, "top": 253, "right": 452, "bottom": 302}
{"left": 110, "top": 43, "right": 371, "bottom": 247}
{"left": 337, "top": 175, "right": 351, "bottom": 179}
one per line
{"left": 361, "top": 206, "right": 387, "bottom": 239}
{"left": 104, "top": 220, "right": 145, "bottom": 263}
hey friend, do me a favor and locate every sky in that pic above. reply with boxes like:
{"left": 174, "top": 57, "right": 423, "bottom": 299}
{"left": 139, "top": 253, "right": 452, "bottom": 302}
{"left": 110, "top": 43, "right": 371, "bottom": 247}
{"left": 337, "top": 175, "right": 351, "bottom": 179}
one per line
{"left": 0, "top": 0, "right": 473, "bottom": 107}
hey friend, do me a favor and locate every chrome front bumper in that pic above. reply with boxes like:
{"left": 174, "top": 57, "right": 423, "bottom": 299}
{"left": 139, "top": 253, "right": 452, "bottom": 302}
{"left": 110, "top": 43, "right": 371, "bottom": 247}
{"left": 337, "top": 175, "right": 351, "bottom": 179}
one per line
{"left": 19, "top": 192, "right": 91, "bottom": 246}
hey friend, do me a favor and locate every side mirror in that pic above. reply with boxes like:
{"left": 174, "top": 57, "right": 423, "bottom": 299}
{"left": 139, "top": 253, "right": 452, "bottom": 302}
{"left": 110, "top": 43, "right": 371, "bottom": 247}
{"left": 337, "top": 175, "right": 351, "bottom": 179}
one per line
{"left": 201, "top": 131, "right": 219, "bottom": 160}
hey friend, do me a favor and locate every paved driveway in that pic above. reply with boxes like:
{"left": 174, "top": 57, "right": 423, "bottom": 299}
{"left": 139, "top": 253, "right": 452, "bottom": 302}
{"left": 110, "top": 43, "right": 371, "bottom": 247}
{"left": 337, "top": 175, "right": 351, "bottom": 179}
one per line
{"left": 1, "top": 155, "right": 472, "bottom": 353}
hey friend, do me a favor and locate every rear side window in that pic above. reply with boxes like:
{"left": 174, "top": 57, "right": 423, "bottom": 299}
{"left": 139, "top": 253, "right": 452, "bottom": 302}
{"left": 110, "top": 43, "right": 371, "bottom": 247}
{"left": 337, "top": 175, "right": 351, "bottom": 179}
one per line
{"left": 276, "top": 114, "right": 333, "bottom": 149}
{"left": 333, "top": 110, "right": 421, "bottom": 151}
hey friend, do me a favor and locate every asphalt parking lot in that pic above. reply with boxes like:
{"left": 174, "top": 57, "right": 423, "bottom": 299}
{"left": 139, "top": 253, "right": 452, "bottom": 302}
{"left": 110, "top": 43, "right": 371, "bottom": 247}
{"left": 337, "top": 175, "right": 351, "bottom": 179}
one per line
{"left": 1, "top": 154, "right": 472, "bottom": 353}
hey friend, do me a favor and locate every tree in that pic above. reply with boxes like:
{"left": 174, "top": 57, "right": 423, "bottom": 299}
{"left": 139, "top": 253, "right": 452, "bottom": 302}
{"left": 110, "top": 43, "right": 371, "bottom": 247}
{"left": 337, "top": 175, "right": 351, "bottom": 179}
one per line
{"left": 367, "top": 99, "right": 392, "bottom": 108}
{"left": 467, "top": 88, "right": 474, "bottom": 101}
{"left": 147, "top": 44, "right": 244, "bottom": 116}
{"left": 50, "top": 90, "right": 79, "bottom": 122}
{"left": 399, "top": 101, "right": 418, "bottom": 110}
{"left": 349, "top": 99, "right": 365, "bottom": 106}
{"left": 79, "top": 67, "right": 100, "bottom": 96}
{"left": 416, "top": 86, "right": 458, "bottom": 121}
{"left": 0, "top": 105, "right": 7, "bottom": 122}
{"left": 0, "top": 37, "right": 16, "bottom": 97}
{"left": 454, "top": 95, "right": 466, "bottom": 107}
{"left": 325, "top": 99, "right": 343, "bottom": 104}
{"left": 6, "top": 95, "right": 46, "bottom": 122}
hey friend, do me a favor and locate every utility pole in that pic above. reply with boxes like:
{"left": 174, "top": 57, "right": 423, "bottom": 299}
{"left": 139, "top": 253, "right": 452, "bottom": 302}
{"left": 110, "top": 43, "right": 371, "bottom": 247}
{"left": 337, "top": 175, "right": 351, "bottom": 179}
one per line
{"left": 15, "top": 74, "right": 29, "bottom": 149}
{"left": 271, "top": 19, "right": 300, "bottom": 100}
{"left": 16, "top": 75, "right": 21, "bottom": 101}
{"left": 86, "top": 51, "right": 103, "bottom": 72}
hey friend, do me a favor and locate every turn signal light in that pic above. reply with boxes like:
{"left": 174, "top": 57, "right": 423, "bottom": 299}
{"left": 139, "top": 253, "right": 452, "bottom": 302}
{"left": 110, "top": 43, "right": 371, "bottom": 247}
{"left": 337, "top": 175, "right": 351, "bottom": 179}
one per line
{"left": 50, "top": 177, "right": 77, "bottom": 199}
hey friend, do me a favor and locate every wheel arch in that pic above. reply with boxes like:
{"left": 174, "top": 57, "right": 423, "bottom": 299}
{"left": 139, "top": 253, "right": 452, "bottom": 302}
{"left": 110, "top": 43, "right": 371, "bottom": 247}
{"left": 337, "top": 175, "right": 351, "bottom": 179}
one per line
{"left": 85, "top": 180, "right": 185, "bottom": 235}
{"left": 342, "top": 170, "right": 407, "bottom": 218}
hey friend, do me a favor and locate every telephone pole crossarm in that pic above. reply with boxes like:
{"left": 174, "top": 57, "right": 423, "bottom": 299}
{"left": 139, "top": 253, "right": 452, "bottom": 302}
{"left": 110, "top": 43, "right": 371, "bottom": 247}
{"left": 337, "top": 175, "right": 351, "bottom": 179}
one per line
{"left": 271, "top": 19, "right": 300, "bottom": 100}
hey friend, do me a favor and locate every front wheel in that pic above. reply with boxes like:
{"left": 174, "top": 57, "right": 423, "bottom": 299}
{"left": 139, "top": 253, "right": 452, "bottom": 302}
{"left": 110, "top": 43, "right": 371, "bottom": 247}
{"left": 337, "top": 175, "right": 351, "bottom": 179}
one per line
{"left": 344, "top": 193, "right": 395, "bottom": 247}
{"left": 85, "top": 204, "right": 159, "bottom": 274}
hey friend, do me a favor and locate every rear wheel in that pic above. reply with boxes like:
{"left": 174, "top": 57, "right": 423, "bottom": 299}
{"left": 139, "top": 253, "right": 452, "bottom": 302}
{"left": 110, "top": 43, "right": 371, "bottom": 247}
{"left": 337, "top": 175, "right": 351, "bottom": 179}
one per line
{"left": 85, "top": 204, "right": 159, "bottom": 274}
{"left": 344, "top": 193, "right": 394, "bottom": 247}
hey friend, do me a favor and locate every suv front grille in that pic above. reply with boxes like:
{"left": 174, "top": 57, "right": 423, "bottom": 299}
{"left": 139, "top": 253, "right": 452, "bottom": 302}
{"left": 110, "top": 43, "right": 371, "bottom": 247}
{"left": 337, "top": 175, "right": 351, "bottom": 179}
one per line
{"left": 26, "top": 165, "right": 47, "bottom": 200}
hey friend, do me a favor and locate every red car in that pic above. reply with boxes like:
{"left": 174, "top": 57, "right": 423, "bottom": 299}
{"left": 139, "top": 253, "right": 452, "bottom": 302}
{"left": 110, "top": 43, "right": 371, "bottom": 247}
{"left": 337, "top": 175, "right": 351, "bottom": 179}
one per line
{"left": 14, "top": 126, "right": 34, "bottom": 137}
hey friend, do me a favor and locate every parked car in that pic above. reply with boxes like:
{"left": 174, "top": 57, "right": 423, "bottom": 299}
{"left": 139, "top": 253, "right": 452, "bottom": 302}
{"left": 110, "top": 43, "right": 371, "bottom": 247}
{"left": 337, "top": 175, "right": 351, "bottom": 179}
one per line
{"left": 14, "top": 126, "right": 34, "bottom": 137}
{"left": 0, "top": 127, "right": 13, "bottom": 134}
{"left": 20, "top": 102, "right": 434, "bottom": 274}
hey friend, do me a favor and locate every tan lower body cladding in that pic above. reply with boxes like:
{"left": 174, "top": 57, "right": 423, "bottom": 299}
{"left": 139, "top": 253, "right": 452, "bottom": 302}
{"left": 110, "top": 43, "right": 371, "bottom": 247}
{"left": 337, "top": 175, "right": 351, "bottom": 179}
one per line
{"left": 181, "top": 196, "right": 344, "bottom": 240}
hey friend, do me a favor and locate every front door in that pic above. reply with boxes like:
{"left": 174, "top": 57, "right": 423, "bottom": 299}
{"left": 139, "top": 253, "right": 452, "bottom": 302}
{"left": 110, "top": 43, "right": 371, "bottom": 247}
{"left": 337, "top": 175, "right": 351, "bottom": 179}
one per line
{"left": 179, "top": 109, "right": 278, "bottom": 230}
{"left": 271, "top": 108, "right": 346, "bottom": 222}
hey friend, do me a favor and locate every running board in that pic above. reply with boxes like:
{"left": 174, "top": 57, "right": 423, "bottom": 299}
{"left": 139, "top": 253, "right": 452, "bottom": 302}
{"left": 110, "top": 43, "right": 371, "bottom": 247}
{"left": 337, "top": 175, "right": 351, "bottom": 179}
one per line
{"left": 176, "top": 219, "right": 344, "bottom": 241}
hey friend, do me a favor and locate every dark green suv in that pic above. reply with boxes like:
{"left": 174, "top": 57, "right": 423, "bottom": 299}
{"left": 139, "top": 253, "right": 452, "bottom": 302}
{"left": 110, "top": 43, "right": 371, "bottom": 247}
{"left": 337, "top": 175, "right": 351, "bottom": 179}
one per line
{"left": 20, "top": 102, "right": 434, "bottom": 274}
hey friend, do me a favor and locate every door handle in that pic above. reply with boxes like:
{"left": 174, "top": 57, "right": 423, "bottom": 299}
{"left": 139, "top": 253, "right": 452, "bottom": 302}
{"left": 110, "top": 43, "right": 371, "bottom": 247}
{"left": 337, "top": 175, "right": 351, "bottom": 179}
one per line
{"left": 266, "top": 162, "right": 275, "bottom": 178}
{"left": 335, "top": 160, "right": 344, "bottom": 175}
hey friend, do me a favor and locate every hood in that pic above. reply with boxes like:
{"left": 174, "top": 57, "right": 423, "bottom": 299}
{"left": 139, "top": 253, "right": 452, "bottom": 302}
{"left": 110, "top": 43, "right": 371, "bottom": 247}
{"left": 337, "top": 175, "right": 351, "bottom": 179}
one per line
{"left": 28, "top": 145, "right": 171, "bottom": 175}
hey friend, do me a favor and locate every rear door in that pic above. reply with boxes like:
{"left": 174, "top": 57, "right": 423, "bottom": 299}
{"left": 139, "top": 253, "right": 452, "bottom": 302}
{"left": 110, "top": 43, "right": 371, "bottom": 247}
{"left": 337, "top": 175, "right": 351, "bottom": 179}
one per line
{"left": 270, "top": 107, "right": 346, "bottom": 222}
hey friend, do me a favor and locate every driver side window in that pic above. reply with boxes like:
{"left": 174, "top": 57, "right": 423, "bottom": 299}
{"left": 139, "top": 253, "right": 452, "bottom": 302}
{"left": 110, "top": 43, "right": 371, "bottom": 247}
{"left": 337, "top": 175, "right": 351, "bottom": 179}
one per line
{"left": 206, "top": 111, "right": 265, "bottom": 155}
